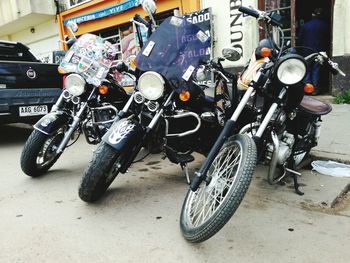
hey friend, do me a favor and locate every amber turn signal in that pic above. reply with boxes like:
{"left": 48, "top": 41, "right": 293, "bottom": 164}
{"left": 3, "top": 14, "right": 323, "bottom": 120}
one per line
{"left": 99, "top": 85, "right": 109, "bottom": 95}
{"left": 179, "top": 90, "right": 190, "bottom": 102}
{"left": 129, "top": 57, "right": 137, "bottom": 70}
{"left": 260, "top": 47, "right": 272, "bottom": 58}
{"left": 304, "top": 83, "right": 314, "bottom": 94}
{"left": 57, "top": 67, "right": 66, "bottom": 74}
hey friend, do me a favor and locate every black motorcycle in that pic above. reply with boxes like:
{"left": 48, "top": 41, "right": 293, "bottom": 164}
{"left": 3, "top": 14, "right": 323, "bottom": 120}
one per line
{"left": 179, "top": 6, "right": 345, "bottom": 243}
{"left": 20, "top": 26, "right": 128, "bottom": 177}
{"left": 78, "top": 15, "right": 244, "bottom": 203}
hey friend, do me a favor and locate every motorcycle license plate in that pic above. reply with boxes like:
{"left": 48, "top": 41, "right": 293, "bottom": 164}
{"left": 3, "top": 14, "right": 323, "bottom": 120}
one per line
{"left": 19, "top": 105, "right": 48, "bottom": 117}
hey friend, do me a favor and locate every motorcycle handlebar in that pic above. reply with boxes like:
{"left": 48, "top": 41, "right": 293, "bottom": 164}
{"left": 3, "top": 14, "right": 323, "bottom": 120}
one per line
{"left": 238, "top": 6, "right": 260, "bottom": 19}
{"left": 328, "top": 61, "right": 346, "bottom": 76}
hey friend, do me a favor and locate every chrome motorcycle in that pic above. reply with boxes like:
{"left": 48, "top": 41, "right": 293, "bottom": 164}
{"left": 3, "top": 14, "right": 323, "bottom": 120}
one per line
{"left": 20, "top": 24, "right": 128, "bottom": 177}
{"left": 78, "top": 15, "right": 243, "bottom": 203}
{"left": 179, "top": 5, "right": 345, "bottom": 243}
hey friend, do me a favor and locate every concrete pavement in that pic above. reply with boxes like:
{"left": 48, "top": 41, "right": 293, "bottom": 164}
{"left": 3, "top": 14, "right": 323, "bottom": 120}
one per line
{"left": 1, "top": 99, "right": 350, "bottom": 263}
{"left": 310, "top": 99, "right": 350, "bottom": 165}
{"left": 0, "top": 123, "right": 350, "bottom": 263}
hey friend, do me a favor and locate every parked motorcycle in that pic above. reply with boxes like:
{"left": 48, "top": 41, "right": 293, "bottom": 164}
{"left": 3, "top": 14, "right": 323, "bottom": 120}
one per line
{"left": 179, "top": 6, "right": 345, "bottom": 243}
{"left": 78, "top": 13, "right": 245, "bottom": 203}
{"left": 20, "top": 23, "right": 128, "bottom": 177}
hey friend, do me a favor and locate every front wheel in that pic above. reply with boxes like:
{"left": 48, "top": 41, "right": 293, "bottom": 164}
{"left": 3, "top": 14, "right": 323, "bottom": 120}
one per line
{"left": 78, "top": 142, "right": 123, "bottom": 203}
{"left": 180, "top": 134, "right": 257, "bottom": 243}
{"left": 20, "top": 128, "right": 65, "bottom": 177}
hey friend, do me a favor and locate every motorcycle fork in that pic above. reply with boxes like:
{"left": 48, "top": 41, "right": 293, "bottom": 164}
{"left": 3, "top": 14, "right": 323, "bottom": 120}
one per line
{"left": 119, "top": 92, "right": 175, "bottom": 173}
{"left": 190, "top": 86, "right": 255, "bottom": 191}
{"left": 55, "top": 88, "right": 97, "bottom": 154}
{"left": 51, "top": 92, "right": 66, "bottom": 112}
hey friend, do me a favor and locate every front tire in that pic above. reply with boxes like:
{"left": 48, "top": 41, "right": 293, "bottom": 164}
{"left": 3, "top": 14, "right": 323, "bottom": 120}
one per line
{"left": 180, "top": 134, "right": 257, "bottom": 243}
{"left": 79, "top": 142, "right": 122, "bottom": 203}
{"left": 20, "top": 129, "right": 65, "bottom": 177}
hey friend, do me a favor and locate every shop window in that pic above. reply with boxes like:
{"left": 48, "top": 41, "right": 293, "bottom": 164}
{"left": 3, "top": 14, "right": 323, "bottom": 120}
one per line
{"left": 264, "top": 0, "right": 293, "bottom": 46}
{"left": 67, "top": 0, "right": 93, "bottom": 9}
{"left": 92, "top": 10, "right": 175, "bottom": 62}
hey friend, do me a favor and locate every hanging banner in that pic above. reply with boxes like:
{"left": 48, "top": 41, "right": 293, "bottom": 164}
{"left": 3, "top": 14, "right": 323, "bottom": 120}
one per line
{"left": 64, "top": 0, "right": 140, "bottom": 25}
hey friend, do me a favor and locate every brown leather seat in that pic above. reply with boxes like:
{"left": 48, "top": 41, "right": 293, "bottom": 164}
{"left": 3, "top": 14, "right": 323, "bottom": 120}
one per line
{"left": 299, "top": 96, "right": 332, "bottom": 116}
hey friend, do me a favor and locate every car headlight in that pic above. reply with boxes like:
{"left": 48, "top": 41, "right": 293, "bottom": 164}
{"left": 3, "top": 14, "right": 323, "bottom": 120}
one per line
{"left": 64, "top": 74, "right": 86, "bottom": 96}
{"left": 276, "top": 54, "right": 306, "bottom": 85}
{"left": 138, "top": 71, "right": 165, "bottom": 101}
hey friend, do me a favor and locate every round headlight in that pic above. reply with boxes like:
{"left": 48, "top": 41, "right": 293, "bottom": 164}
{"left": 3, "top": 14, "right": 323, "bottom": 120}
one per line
{"left": 276, "top": 55, "right": 306, "bottom": 85}
{"left": 64, "top": 74, "right": 86, "bottom": 96}
{"left": 138, "top": 71, "right": 165, "bottom": 101}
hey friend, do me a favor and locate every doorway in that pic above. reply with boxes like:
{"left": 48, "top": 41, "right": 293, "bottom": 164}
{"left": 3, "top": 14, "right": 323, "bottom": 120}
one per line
{"left": 295, "top": 0, "right": 333, "bottom": 93}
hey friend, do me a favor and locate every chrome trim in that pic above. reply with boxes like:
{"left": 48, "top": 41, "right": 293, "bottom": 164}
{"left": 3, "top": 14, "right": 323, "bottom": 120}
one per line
{"left": 138, "top": 71, "right": 165, "bottom": 101}
{"left": 165, "top": 111, "right": 201, "bottom": 137}
{"left": 230, "top": 86, "right": 254, "bottom": 122}
{"left": 134, "top": 91, "right": 145, "bottom": 104}
{"left": 146, "top": 101, "right": 159, "bottom": 112}
{"left": 51, "top": 92, "right": 65, "bottom": 112}
{"left": 255, "top": 103, "right": 278, "bottom": 138}
{"left": 90, "top": 104, "right": 119, "bottom": 124}
{"left": 56, "top": 101, "right": 88, "bottom": 153}
{"left": 267, "top": 130, "right": 280, "bottom": 184}
{"left": 71, "top": 96, "right": 80, "bottom": 104}
{"left": 62, "top": 90, "right": 71, "bottom": 100}
{"left": 147, "top": 91, "right": 174, "bottom": 130}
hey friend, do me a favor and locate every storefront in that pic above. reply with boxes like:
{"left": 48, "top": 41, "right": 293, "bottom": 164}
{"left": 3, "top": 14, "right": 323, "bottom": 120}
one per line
{"left": 203, "top": 0, "right": 348, "bottom": 95}
{"left": 57, "top": 0, "right": 200, "bottom": 61}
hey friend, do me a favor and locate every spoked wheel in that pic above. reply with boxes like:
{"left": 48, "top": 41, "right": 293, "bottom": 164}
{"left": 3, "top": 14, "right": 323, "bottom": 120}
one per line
{"left": 180, "top": 134, "right": 257, "bottom": 243}
{"left": 20, "top": 128, "right": 66, "bottom": 177}
{"left": 79, "top": 142, "right": 123, "bottom": 203}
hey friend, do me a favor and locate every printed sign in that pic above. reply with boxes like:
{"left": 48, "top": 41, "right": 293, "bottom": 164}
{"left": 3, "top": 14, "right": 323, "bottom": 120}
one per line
{"left": 64, "top": 0, "right": 139, "bottom": 25}
{"left": 184, "top": 8, "right": 213, "bottom": 62}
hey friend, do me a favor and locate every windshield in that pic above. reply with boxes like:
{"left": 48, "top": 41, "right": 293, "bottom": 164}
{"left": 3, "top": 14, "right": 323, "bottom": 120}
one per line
{"left": 58, "top": 33, "right": 117, "bottom": 86}
{"left": 135, "top": 16, "right": 211, "bottom": 92}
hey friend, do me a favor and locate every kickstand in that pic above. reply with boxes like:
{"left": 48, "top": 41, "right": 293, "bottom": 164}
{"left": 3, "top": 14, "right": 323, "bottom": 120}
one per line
{"left": 292, "top": 173, "right": 304, "bottom": 196}
{"left": 180, "top": 163, "right": 190, "bottom": 184}
{"left": 286, "top": 166, "right": 304, "bottom": 195}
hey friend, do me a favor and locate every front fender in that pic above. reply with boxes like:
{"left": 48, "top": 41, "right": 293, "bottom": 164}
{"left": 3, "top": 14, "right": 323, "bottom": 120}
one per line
{"left": 34, "top": 111, "right": 71, "bottom": 135}
{"left": 102, "top": 118, "right": 145, "bottom": 152}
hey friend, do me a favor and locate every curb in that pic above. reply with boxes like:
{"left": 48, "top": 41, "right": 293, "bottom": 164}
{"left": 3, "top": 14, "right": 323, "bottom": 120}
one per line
{"left": 309, "top": 150, "right": 350, "bottom": 165}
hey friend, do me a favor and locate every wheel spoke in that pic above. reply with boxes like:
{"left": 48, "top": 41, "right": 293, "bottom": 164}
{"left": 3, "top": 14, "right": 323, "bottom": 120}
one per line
{"left": 188, "top": 142, "right": 243, "bottom": 227}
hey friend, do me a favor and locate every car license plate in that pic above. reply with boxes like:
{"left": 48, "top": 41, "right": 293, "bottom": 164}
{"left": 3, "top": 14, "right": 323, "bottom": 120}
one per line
{"left": 19, "top": 105, "right": 48, "bottom": 117}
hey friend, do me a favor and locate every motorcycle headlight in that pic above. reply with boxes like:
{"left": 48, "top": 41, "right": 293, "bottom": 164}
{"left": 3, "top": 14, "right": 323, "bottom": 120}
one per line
{"left": 138, "top": 71, "right": 165, "bottom": 101}
{"left": 64, "top": 74, "right": 86, "bottom": 96}
{"left": 276, "top": 54, "right": 307, "bottom": 85}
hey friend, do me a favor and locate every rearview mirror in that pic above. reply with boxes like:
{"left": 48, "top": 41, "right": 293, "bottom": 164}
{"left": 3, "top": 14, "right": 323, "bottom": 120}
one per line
{"left": 66, "top": 21, "right": 78, "bottom": 34}
{"left": 222, "top": 47, "right": 242, "bottom": 62}
{"left": 140, "top": 0, "right": 156, "bottom": 15}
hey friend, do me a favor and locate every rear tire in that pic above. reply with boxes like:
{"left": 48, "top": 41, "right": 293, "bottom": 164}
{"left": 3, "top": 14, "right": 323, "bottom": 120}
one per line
{"left": 20, "top": 129, "right": 64, "bottom": 177}
{"left": 180, "top": 134, "right": 257, "bottom": 243}
{"left": 79, "top": 142, "right": 122, "bottom": 203}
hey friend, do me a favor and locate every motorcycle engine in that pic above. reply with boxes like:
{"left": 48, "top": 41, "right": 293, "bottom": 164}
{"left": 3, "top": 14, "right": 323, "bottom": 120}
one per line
{"left": 265, "top": 131, "right": 295, "bottom": 165}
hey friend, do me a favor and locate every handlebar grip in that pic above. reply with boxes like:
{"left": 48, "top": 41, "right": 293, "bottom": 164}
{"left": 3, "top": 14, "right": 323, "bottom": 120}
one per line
{"left": 238, "top": 6, "right": 259, "bottom": 19}
{"left": 330, "top": 66, "right": 339, "bottom": 76}
{"left": 134, "top": 14, "right": 149, "bottom": 27}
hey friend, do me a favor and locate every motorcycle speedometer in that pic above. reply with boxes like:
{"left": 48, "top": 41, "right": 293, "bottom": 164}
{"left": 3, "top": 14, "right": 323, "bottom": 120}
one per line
{"left": 138, "top": 71, "right": 165, "bottom": 101}
{"left": 275, "top": 54, "right": 306, "bottom": 85}
{"left": 64, "top": 73, "right": 86, "bottom": 97}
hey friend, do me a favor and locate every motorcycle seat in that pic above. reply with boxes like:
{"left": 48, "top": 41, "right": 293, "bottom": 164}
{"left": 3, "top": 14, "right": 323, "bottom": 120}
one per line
{"left": 299, "top": 96, "right": 332, "bottom": 116}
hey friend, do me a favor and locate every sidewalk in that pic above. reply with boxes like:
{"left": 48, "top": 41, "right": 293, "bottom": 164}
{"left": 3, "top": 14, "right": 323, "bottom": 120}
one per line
{"left": 310, "top": 97, "right": 350, "bottom": 164}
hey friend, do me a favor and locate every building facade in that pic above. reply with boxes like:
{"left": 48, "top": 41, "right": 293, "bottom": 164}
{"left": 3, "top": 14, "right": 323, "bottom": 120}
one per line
{"left": 203, "top": 0, "right": 349, "bottom": 95}
{"left": 56, "top": 0, "right": 200, "bottom": 61}
{"left": 0, "top": 0, "right": 59, "bottom": 63}
{"left": 0, "top": 0, "right": 348, "bottom": 94}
